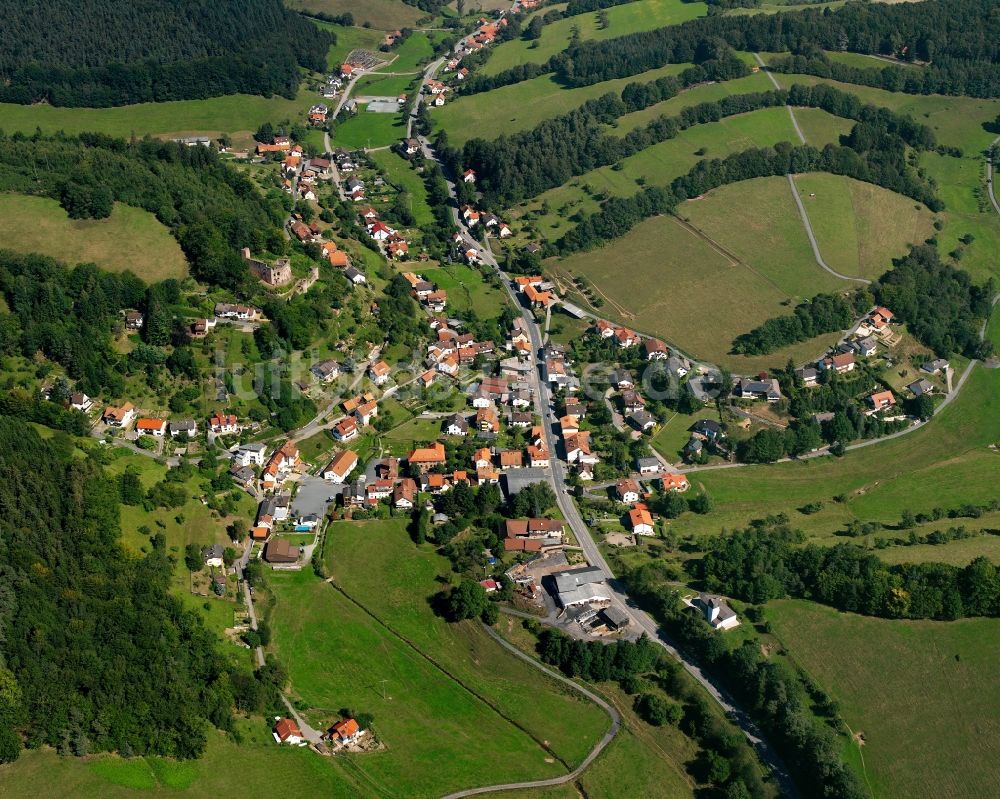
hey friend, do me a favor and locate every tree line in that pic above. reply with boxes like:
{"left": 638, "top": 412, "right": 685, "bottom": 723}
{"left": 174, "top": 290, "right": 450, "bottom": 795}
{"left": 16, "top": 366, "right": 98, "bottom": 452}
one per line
{"left": 771, "top": 50, "right": 1000, "bottom": 101}
{"left": 557, "top": 133, "right": 941, "bottom": 255}
{"left": 551, "top": 0, "right": 1000, "bottom": 90}
{"left": 695, "top": 518, "right": 1000, "bottom": 620}
{"left": 0, "top": 131, "right": 288, "bottom": 292}
{"left": 454, "top": 78, "right": 937, "bottom": 208}
{"left": 0, "top": 0, "right": 331, "bottom": 107}
{"left": 732, "top": 293, "right": 856, "bottom": 355}
{"left": 626, "top": 560, "right": 868, "bottom": 799}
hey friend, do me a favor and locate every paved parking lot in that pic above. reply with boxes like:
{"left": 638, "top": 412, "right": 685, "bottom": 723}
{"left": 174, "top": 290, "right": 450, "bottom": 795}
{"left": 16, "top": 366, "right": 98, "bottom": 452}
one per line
{"left": 292, "top": 475, "right": 338, "bottom": 518}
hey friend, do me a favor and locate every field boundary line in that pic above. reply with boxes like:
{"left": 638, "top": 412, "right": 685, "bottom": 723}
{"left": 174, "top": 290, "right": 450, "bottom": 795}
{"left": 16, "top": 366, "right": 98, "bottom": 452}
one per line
{"left": 327, "top": 581, "right": 577, "bottom": 772}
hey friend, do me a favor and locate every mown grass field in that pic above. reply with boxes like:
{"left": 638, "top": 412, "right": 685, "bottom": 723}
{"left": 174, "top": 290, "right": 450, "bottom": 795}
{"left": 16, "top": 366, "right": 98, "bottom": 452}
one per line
{"left": 790, "top": 105, "right": 854, "bottom": 146}
{"left": 435, "top": 63, "right": 691, "bottom": 147}
{"left": 291, "top": 0, "right": 426, "bottom": 30}
{"left": 549, "top": 177, "right": 846, "bottom": 371}
{"left": 481, "top": 0, "right": 707, "bottom": 76}
{"left": 791, "top": 173, "right": 935, "bottom": 279}
{"left": 354, "top": 72, "right": 419, "bottom": 98}
{"left": 766, "top": 599, "right": 1000, "bottom": 799}
{"left": 0, "top": 91, "right": 315, "bottom": 140}
{"left": 331, "top": 105, "right": 407, "bottom": 149}
{"left": 267, "top": 518, "right": 610, "bottom": 797}
{"left": 665, "top": 367, "right": 1000, "bottom": 545}
{"left": 0, "top": 194, "right": 188, "bottom": 281}
{"left": 386, "top": 30, "right": 438, "bottom": 73}
{"left": 521, "top": 105, "right": 801, "bottom": 241}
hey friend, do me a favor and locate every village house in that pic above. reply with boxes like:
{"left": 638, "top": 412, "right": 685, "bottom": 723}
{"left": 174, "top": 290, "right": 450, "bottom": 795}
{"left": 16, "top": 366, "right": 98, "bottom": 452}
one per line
{"left": 273, "top": 719, "right": 304, "bottom": 745}
{"left": 628, "top": 410, "right": 656, "bottom": 432}
{"left": 527, "top": 445, "right": 550, "bottom": 468}
{"left": 322, "top": 450, "right": 358, "bottom": 484}
{"left": 661, "top": 473, "right": 690, "bottom": 493}
{"left": 628, "top": 507, "right": 655, "bottom": 536}
{"left": 136, "top": 418, "right": 167, "bottom": 437}
{"left": 233, "top": 442, "right": 267, "bottom": 467}
{"left": 642, "top": 338, "right": 669, "bottom": 361}
{"left": 345, "top": 266, "right": 366, "bottom": 285}
{"left": 312, "top": 359, "right": 341, "bottom": 383}
{"left": 264, "top": 540, "right": 300, "bottom": 565}
{"left": 795, "top": 366, "right": 819, "bottom": 387}
{"left": 355, "top": 400, "right": 378, "bottom": 427}
{"left": 442, "top": 413, "right": 469, "bottom": 436}
{"left": 921, "top": 358, "right": 950, "bottom": 375}
{"left": 821, "top": 352, "right": 856, "bottom": 374}
{"left": 616, "top": 479, "right": 641, "bottom": 504}
{"left": 737, "top": 377, "right": 782, "bottom": 402}
{"left": 394, "top": 478, "right": 417, "bottom": 509}
{"left": 334, "top": 417, "right": 359, "bottom": 442}
{"left": 867, "top": 390, "right": 896, "bottom": 412}
{"left": 214, "top": 303, "right": 258, "bottom": 320}
{"left": 102, "top": 401, "right": 136, "bottom": 428}
{"left": 636, "top": 456, "right": 660, "bottom": 475}
{"left": 169, "top": 419, "right": 197, "bottom": 438}
{"left": 692, "top": 594, "right": 740, "bottom": 631}
{"left": 202, "top": 544, "right": 225, "bottom": 569}
{"left": 498, "top": 449, "right": 523, "bottom": 469}
{"left": 329, "top": 718, "right": 364, "bottom": 746}
{"left": 125, "top": 310, "right": 144, "bottom": 330}
{"left": 907, "top": 378, "right": 936, "bottom": 397}
{"left": 209, "top": 412, "right": 239, "bottom": 435}
{"left": 408, "top": 441, "right": 446, "bottom": 471}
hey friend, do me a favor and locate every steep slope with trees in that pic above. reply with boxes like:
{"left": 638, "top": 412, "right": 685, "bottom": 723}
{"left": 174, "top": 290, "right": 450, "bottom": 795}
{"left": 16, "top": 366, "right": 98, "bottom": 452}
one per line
{"left": 0, "top": 0, "right": 331, "bottom": 107}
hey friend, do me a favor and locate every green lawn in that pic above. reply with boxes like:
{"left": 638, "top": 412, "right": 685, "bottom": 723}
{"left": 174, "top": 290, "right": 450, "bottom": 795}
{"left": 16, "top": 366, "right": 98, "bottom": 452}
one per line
{"left": 331, "top": 105, "right": 407, "bottom": 149}
{"left": 266, "top": 518, "right": 610, "bottom": 797}
{"left": 293, "top": 0, "right": 426, "bottom": 30}
{"left": 421, "top": 263, "right": 507, "bottom": 318}
{"left": 0, "top": 91, "right": 315, "bottom": 140}
{"left": 386, "top": 31, "right": 436, "bottom": 73}
{"left": 370, "top": 149, "right": 435, "bottom": 227}
{"left": 0, "top": 194, "right": 188, "bottom": 281}
{"left": 791, "top": 173, "right": 934, "bottom": 280}
{"left": 435, "top": 63, "right": 692, "bottom": 147}
{"left": 354, "top": 72, "right": 420, "bottom": 98}
{"left": 766, "top": 599, "right": 1000, "bottom": 799}
{"left": 481, "top": 0, "right": 707, "bottom": 76}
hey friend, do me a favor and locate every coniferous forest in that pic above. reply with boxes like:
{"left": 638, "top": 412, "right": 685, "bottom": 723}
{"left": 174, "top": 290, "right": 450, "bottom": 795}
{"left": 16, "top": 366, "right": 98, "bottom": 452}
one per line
{"left": 0, "top": 0, "right": 331, "bottom": 107}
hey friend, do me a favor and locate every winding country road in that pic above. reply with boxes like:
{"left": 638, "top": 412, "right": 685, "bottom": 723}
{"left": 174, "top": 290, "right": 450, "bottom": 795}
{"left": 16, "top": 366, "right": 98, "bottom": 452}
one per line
{"left": 787, "top": 174, "right": 873, "bottom": 285}
{"left": 988, "top": 136, "right": 1000, "bottom": 218}
{"left": 440, "top": 624, "right": 621, "bottom": 799}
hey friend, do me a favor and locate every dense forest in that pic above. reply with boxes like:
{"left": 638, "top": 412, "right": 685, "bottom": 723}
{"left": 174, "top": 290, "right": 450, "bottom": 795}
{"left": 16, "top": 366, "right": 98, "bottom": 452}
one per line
{"left": 695, "top": 519, "right": 1000, "bottom": 620}
{"left": 551, "top": 0, "right": 1000, "bottom": 93}
{"left": 873, "top": 245, "right": 994, "bottom": 359}
{"left": 0, "top": 420, "right": 232, "bottom": 762}
{"left": 0, "top": 132, "right": 287, "bottom": 291}
{"left": 454, "top": 77, "right": 935, "bottom": 207}
{"left": 0, "top": 0, "right": 331, "bottom": 107}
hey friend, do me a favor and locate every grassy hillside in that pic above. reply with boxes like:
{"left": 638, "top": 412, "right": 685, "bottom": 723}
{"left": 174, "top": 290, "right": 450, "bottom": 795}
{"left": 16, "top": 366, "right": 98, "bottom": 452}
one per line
{"left": 288, "top": 0, "right": 426, "bottom": 29}
{"left": 267, "top": 518, "right": 612, "bottom": 798}
{"left": 766, "top": 599, "right": 1000, "bottom": 799}
{"left": 0, "top": 194, "right": 188, "bottom": 281}
{"left": 481, "top": 0, "right": 707, "bottom": 76}
{"left": 0, "top": 91, "right": 314, "bottom": 142}
{"left": 435, "top": 63, "right": 691, "bottom": 147}
{"left": 791, "top": 173, "right": 935, "bottom": 280}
